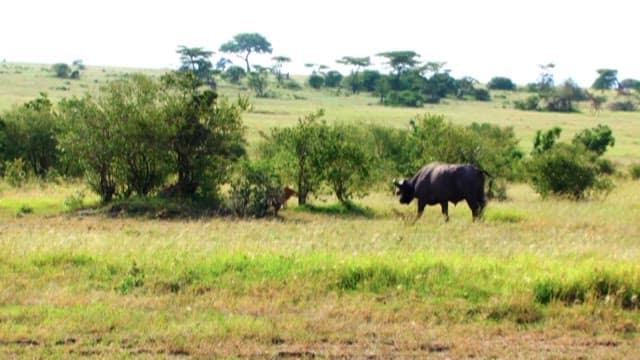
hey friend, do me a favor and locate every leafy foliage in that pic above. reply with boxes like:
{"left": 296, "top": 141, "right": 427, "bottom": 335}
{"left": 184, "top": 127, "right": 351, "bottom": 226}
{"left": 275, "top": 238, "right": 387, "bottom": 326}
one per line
{"left": 307, "top": 73, "right": 324, "bottom": 89}
{"left": 572, "top": 124, "right": 615, "bottom": 156}
{"left": 0, "top": 93, "right": 59, "bottom": 178}
{"left": 258, "top": 110, "right": 327, "bottom": 205}
{"left": 222, "top": 65, "right": 246, "bottom": 84}
{"left": 229, "top": 159, "right": 282, "bottom": 217}
{"left": 52, "top": 63, "right": 71, "bottom": 78}
{"left": 219, "top": 33, "right": 273, "bottom": 72}
{"left": 176, "top": 46, "right": 215, "bottom": 87}
{"left": 487, "top": 77, "right": 516, "bottom": 90}
{"left": 247, "top": 67, "right": 269, "bottom": 97}
{"left": 592, "top": 69, "right": 618, "bottom": 90}
{"left": 320, "top": 124, "right": 373, "bottom": 203}
{"left": 161, "top": 71, "right": 246, "bottom": 198}
{"left": 58, "top": 72, "right": 246, "bottom": 202}
{"left": 526, "top": 126, "right": 614, "bottom": 199}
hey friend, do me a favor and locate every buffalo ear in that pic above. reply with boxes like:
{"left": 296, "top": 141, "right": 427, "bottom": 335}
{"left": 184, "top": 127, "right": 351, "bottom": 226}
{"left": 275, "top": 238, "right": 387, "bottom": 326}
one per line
{"left": 393, "top": 179, "right": 404, "bottom": 188}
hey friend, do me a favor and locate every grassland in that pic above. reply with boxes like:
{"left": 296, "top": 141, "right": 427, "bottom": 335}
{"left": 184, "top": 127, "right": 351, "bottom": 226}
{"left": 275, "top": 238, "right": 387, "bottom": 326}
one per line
{"left": 2, "top": 63, "right": 640, "bottom": 357}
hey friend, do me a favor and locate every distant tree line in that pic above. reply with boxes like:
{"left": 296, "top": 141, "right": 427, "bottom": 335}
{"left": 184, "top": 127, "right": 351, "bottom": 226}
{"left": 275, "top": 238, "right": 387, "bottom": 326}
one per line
{"left": 173, "top": 32, "right": 640, "bottom": 112}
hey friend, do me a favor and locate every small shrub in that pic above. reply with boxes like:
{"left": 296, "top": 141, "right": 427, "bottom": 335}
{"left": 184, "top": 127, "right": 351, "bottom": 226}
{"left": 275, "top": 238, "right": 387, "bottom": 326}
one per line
{"left": 118, "top": 262, "right": 145, "bottom": 294}
{"left": 629, "top": 164, "right": 640, "bottom": 180}
{"left": 307, "top": 73, "right": 325, "bottom": 89}
{"left": 514, "top": 95, "right": 539, "bottom": 111}
{"left": 487, "top": 77, "right": 516, "bottom": 91}
{"left": 324, "top": 70, "right": 343, "bottom": 88}
{"left": 4, "top": 158, "right": 30, "bottom": 187}
{"left": 16, "top": 204, "right": 34, "bottom": 217}
{"left": 282, "top": 79, "right": 302, "bottom": 90}
{"left": 63, "top": 190, "right": 86, "bottom": 212}
{"left": 474, "top": 88, "right": 491, "bottom": 101}
{"left": 384, "top": 90, "right": 423, "bottom": 107}
{"left": 608, "top": 100, "right": 636, "bottom": 111}
{"left": 486, "top": 299, "right": 543, "bottom": 324}
{"left": 229, "top": 160, "right": 282, "bottom": 218}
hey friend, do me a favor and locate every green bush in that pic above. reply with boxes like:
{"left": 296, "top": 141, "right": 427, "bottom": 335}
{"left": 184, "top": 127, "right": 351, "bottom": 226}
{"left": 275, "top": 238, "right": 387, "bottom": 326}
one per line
{"left": 474, "top": 88, "right": 491, "bottom": 101}
{"left": 4, "top": 158, "right": 30, "bottom": 187}
{"left": 514, "top": 95, "right": 539, "bottom": 111}
{"left": 608, "top": 100, "right": 636, "bottom": 111}
{"left": 229, "top": 160, "right": 282, "bottom": 218}
{"left": 572, "top": 124, "right": 615, "bottom": 156}
{"left": 307, "top": 73, "right": 324, "bottom": 89}
{"left": 257, "top": 110, "right": 327, "bottom": 205}
{"left": 321, "top": 124, "right": 373, "bottom": 203}
{"left": 526, "top": 143, "right": 609, "bottom": 199}
{"left": 63, "top": 190, "right": 86, "bottom": 212}
{"left": 384, "top": 90, "right": 423, "bottom": 107}
{"left": 222, "top": 65, "right": 245, "bottom": 84}
{"left": 323, "top": 70, "right": 343, "bottom": 88}
{"left": 487, "top": 77, "right": 516, "bottom": 91}
{"left": 52, "top": 63, "right": 71, "bottom": 78}
{"left": 630, "top": 164, "right": 640, "bottom": 180}
{"left": 0, "top": 94, "right": 59, "bottom": 178}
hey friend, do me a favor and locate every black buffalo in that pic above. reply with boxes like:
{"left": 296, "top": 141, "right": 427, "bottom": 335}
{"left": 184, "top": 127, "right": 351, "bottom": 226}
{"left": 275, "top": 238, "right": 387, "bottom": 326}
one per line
{"left": 394, "top": 162, "right": 489, "bottom": 222}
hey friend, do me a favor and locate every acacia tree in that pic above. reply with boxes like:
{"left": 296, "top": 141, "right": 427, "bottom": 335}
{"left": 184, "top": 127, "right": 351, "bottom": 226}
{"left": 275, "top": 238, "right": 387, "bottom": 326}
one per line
{"left": 592, "top": 69, "right": 619, "bottom": 90}
{"left": 377, "top": 51, "right": 420, "bottom": 77}
{"left": 219, "top": 33, "right": 272, "bottom": 73}
{"left": 176, "top": 46, "right": 215, "bottom": 87}
{"left": 336, "top": 56, "right": 370, "bottom": 93}
{"left": 271, "top": 55, "right": 291, "bottom": 84}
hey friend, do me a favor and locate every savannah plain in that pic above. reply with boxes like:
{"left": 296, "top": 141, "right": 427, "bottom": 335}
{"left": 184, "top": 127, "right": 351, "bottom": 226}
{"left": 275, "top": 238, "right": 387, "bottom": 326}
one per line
{"left": 1, "top": 62, "right": 640, "bottom": 358}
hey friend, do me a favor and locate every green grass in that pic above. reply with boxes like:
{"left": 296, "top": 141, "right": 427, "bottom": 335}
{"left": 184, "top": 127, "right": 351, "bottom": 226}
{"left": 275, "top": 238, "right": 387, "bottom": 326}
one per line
{"left": 2, "top": 63, "right": 640, "bottom": 357}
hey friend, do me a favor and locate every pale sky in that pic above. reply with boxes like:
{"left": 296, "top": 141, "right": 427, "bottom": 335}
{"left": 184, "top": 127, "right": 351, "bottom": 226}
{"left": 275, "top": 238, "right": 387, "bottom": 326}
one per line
{"left": 2, "top": 0, "right": 638, "bottom": 86}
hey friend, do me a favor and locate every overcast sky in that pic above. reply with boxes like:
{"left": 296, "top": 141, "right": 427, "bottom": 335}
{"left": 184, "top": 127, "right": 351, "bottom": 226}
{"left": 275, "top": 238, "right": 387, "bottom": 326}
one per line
{"left": 3, "top": 0, "right": 637, "bottom": 86}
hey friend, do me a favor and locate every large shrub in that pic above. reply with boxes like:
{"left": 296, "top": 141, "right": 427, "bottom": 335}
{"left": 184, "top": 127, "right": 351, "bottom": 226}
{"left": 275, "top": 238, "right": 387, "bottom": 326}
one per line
{"left": 526, "top": 126, "right": 615, "bottom": 199}
{"left": 526, "top": 143, "right": 601, "bottom": 199}
{"left": 161, "top": 71, "right": 246, "bottom": 198}
{"left": 403, "top": 114, "right": 523, "bottom": 183}
{"left": 0, "top": 93, "right": 59, "bottom": 178}
{"left": 307, "top": 73, "right": 324, "bottom": 89}
{"left": 258, "top": 110, "right": 328, "bottom": 205}
{"left": 58, "top": 75, "right": 172, "bottom": 200}
{"left": 58, "top": 96, "right": 119, "bottom": 202}
{"left": 320, "top": 124, "right": 373, "bottom": 203}
{"left": 58, "top": 72, "right": 246, "bottom": 202}
{"left": 323, "top": 70, "right": 343, "bottom": 88}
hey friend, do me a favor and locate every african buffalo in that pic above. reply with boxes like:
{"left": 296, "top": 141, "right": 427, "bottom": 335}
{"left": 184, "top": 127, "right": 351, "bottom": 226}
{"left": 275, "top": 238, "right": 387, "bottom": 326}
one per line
{"left": 394, "top": 162, "right": 489, "bottom": 222}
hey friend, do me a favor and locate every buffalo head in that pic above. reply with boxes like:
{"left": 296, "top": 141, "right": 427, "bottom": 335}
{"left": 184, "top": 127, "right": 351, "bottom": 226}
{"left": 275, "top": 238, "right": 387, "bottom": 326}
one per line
{"left": 393, "top": 179, "right": 414, "bottom": 204}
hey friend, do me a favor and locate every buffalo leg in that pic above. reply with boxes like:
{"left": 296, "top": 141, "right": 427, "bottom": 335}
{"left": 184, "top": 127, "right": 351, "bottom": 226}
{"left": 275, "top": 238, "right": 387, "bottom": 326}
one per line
{"left": 466, "top": 199, "right": 480, "bottom": 221}
{"left": 440, "top": 202, "right": 449, "bottom": 222}
{"left": 414, "top": 200, "right": 427, "bottom": 223}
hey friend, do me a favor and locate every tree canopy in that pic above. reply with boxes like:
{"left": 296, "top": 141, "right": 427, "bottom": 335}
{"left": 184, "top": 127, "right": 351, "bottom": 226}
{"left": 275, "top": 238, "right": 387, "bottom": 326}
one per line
{"left": 219, "top": 33, "right": 272, "bottom": 73}
{"left": 376, "top": 51, "right": 421, "bottom": 76}
{"left": 592, "top": 69, "right": 619, "bottom": 90}
{"left": 176, "top": 46, "right": 215, "bottom": 86}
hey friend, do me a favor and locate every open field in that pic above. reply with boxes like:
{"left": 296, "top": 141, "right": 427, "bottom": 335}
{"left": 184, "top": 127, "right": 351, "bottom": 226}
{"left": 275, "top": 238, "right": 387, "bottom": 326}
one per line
{"left": 2, "top": 63, "right": 640, "bottom": 357}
